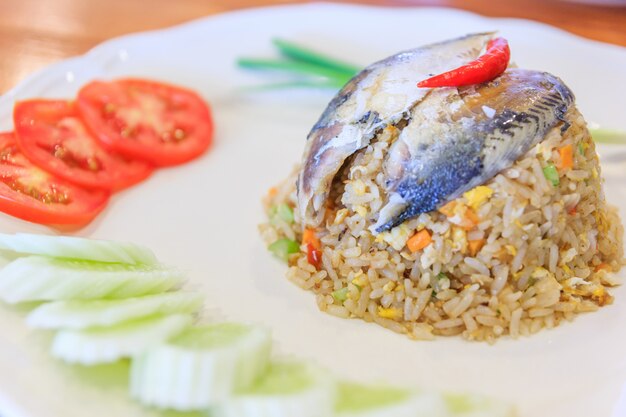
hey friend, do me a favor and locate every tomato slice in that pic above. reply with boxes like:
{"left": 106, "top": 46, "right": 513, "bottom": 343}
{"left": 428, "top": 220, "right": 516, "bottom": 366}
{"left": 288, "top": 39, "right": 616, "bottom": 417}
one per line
{"left": 0, "top": 132, "right": 109, "bottom": 225}
{"left": 76, "top": 79, "right": 214, "bottom": 166}
{"left": 13, "top": 99, "right": 153, "bottom": 191}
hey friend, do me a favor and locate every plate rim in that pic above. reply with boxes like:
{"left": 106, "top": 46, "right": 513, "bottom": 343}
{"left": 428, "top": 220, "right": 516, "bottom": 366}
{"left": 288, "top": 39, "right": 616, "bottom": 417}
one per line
{"left": 0, "top": 4, "right": 624, "bottom": 417}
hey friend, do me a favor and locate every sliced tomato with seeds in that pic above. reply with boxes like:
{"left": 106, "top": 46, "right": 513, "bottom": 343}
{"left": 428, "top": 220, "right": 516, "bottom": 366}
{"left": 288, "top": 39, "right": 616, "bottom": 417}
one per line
{"left": 0, "top": 132, "right": 109, "bottom": 225}
{"left": 77, "top": 79, "right": 214, "bottom": 166}
{"left": 13, "top": 99, "right": 153, "bottom": 191}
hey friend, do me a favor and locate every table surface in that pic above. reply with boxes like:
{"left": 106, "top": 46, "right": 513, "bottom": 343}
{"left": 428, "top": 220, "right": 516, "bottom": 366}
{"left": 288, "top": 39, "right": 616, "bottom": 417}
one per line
{"left": 0, "top": 0, "right": 624, "bottom": 94}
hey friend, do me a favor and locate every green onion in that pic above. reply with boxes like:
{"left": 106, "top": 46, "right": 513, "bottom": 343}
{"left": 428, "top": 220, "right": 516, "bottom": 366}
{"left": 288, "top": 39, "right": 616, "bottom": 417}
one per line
{"left": 267, "top": 205, "right": 278, "bottom": 218}
{"left": 237, "top": 58, "right": 353, "bottom": 86}
{"left": 272, "top": 38, "right": 361, "bottom": 77}
{"left": 578, "top": 141, "right": 584, "bottom": 155}
{"left": 590, "top": 128, "right": 626, "bottom": 145}
{"left": 240, "top": 80, "right": 342, "bottom": 91}
{"left": 237, "top": 38, "right": 362, "bottom": 91}
{"left": 276, "top": 204, "right": 294, "bottom": 224}
{"left": 543, "top": 163, "right": 560, "bottom": 187}
{"left": 332, "top": 287, "right": 349, "bottom": 303}
{"left": 436, "top": 272, "right": 447, "bottom": 280}
{"left": 268, "top": 239, "right": 299, "bottom": 262}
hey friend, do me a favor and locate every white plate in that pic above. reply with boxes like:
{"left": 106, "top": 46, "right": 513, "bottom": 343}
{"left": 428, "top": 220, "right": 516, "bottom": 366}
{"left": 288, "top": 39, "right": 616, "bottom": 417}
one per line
{"left": 0, "top": 4, "right": 625, "bottom": 417}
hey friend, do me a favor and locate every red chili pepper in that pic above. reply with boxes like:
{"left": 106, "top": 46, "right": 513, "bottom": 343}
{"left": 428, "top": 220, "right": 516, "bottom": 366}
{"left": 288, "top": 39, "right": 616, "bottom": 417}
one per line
{"left": 306, "top": 243, "right": 322, "bottom": 269}
{"left": 417, "top": 37, "right": 510, "bottom": 88}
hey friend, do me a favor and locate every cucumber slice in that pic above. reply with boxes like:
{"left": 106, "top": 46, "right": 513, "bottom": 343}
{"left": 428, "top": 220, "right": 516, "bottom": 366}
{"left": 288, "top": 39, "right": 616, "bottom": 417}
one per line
{"left": 336, "top": 381, "right": 447, "bottom": 417}
{"left": 28, "top": 292, "right": 203, "bottom": 330}
{"left": 210, "top": 361, "right": 335, "bottom": 417}
{"left": 52, "top": 314, "right": 192, "bottom": 365}
{"left": 130, "top": 323, "right": 271, "bottom": 411}
{"left": 0, "top": 256, "right": 183, "bottom": 304}
{"left": 0, "top": 233, "right": 157, "bottom": 265}
{"left": 444, "top": 393, "right": 516, "bottom": 417}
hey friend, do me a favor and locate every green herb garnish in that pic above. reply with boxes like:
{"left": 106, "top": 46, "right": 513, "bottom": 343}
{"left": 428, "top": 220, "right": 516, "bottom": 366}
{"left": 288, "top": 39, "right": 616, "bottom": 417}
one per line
{"left": 275, "top": 203, "right": 295, "bottom": 224}
{"left": 238, "top": 38, "right": 360, "bottom": 90}
{"left": 272, "top": 38, "right": 361, "bottom": 77}
{"left": 590, "top": 128, "right": 626, "bottom": 145}
{"left": 332, "top": 287, "right": 349, "bottom": 303}
{"left": 237, "top": 58, "right": 353, "bottom": 87}
{"left": 268, "top": 238, "right": 299, "bottom": 262}
{"left": 543, "top": 163, "right": 560, "bottom": 187}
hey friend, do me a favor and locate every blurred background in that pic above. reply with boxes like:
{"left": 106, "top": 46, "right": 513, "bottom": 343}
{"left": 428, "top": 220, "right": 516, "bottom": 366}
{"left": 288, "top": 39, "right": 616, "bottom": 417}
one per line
{"left": 0, "top": 0, "right": 624, "bottom": 93}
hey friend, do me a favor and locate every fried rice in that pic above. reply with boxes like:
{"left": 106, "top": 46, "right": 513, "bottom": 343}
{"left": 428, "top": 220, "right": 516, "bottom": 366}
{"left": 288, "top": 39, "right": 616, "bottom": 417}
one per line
{"left": 260, "top": 108, "right": 624, "bottom": 342}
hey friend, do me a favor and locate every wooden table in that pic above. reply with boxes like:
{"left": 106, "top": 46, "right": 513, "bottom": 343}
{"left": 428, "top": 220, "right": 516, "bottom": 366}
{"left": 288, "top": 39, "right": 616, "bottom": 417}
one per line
{"left": 0, "top": 0, "right": 624, "bottom": 94}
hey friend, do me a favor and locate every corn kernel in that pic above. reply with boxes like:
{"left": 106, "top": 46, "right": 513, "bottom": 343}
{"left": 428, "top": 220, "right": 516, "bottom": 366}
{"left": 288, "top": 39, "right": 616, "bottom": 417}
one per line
{"left": 352, "top": 272, "right": 368, "bottom": 287}
{"left": 377, "top": 306, "right": 402, "bottom": 320}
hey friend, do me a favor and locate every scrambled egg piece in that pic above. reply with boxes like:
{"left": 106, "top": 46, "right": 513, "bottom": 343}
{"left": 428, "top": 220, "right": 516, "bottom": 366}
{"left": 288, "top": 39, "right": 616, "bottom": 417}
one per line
{"left": 377, "top": 224, "right": 412, "bottom": 251}
{"left": 463, "top": 186, "right": 493, "bottom": 210}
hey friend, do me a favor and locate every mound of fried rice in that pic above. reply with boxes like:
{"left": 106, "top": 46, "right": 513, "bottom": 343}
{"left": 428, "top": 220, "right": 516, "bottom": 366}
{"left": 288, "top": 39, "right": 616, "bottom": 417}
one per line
{"left": 260, "top": 108, "right": 624, "bottom": 342}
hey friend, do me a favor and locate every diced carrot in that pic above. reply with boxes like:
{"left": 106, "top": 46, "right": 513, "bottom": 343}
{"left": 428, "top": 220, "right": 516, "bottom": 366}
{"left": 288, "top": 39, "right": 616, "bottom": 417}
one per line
{"left": 268, "top": 187, "right": 278, "bottom": 197}
{"left": 567, "top": 205, "right": 577, "bottom": 215}
{"left": 302, "top": 228, "right": 321, "bottom": 250}
{"left": 468, "top": 239, "right": 485, "bottom": 256}
{"left": 558, "top": 144, "right": 574, "bottom": 170}
{"left": 407, "top": 229, "right": 432, "bottom": 253}
{"left": 462, "top": 207, "right": 480, "bottom": 230}
{"left": 439, "top": 201, "right": 457, "bottom": 217}
{"left": 595, "top": 263, "right": 611, "bottom": 272}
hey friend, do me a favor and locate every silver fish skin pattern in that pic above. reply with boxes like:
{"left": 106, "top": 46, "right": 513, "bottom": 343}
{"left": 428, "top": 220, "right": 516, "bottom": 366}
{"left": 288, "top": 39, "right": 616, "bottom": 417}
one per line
{"left": 373, "top": 68, "right": 575, "bottom": 232}
{"left": 297, "top": 33, "right": 495, "bottom": 227}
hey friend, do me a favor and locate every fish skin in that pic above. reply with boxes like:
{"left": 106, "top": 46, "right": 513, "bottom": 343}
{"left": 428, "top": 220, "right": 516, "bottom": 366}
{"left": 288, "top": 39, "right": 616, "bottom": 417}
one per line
{"left": 297, "top": 33, "right": 495, "bottom": 227}
{"left": 373, "top": 69, "right": 575, "bottom": 232}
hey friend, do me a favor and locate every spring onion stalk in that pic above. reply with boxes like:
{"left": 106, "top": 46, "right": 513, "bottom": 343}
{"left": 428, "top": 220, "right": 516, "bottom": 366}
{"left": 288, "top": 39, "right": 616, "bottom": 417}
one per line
{"left": 590, "top": 128, "right": 626, "bottom": 145}
{"left": 241, "top": 80, "right": 344, "bottom": 91}
{"left": 238, "top": 38, "right": 361, "bottom": 90}
{"left": 272, "top": 38, "right": 361, "bottom": 77}
{"left": 237, "top": 58, "right": 354, "bottom": 85}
